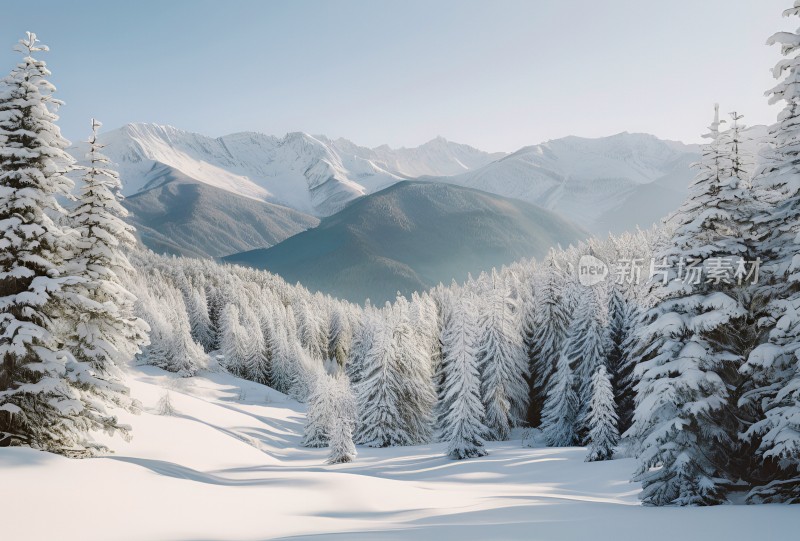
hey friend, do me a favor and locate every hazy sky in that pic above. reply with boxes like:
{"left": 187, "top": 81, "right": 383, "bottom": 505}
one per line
{"left": 0, "top": 0, "right": 792, "bottom": 151}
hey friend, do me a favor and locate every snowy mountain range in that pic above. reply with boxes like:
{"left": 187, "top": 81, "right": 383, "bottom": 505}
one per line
{"left": 69, "top": 123, "right": 760, "bottom": 267}
{"left": 434, "top": 132, "right": 702, "bottom": 233}
{"left": 73, "top": 124, "right": 713, "bottom": 238}
{"left": 81, "top": 123, "right": 504, "bottom": 217}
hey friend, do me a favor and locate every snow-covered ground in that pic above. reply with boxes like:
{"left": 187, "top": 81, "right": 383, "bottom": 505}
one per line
{"left": 2, "top": 366, "right": 795, "bottom": 541}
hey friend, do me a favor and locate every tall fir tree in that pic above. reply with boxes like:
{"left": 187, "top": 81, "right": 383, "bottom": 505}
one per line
{"left": 439, "top": 291, "right": 488, "bottom": 460}
{"left": 541, "top": 347, "right": 579, "bottom": 447}
{"left": 0, "top": 34, "right": 129, "bottom": 454}
{"left": 353, "top": 308, "right": 408, "bottom": 447}
{"left": 585, "top": 365, "right": 619, "bottom": 462}
{"left": 477, "top": 270, "right": 528, "bottom": 441}
{"left": 391, "top": 294, "right": 436, "bottom": 444}
{"left": 65, "top": 118, "right": 149, "bottom": 382}
{"left": 327, "top": 374, "right": 357, "bottom": 464}
{"left": 567, "top": 285, "right": 611, "bottom": 442}
{"left": 302, "top": 373, "right": 336, "bottom": 448}
{"left": 269, "top": 304, "right": 297, "bottom": 395}
{"left": 629, "top": 105, "right": 757, "bottom": 506}
{"left": 524, "top": 255, "right": 571, "bottom": 427}
{"left": 739, "top": 1, "right": 800, "bottom": 502}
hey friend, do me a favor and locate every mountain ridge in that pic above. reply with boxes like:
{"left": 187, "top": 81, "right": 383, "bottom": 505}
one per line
{"left": 223, "top": 180, "right": 587, "bottom": 303}
{"left": 74, "top": 123, "right": 503, "bottom": 217}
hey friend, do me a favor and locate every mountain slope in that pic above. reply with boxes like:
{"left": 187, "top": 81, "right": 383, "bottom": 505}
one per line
{"left": 122, "top": 169, "right": 318, "bottom": 258}
{"left": 435, "top": 132, "right": 701, "bottom": 234}
{"left": 84, "top": 123, "right": 503, "bottom": 217}
{"left": 223, "top": 181, "right": 586, "bottom": 303}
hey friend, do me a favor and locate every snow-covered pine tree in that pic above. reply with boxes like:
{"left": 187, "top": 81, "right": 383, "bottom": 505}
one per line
{"left": 541, "top": 348, "right": 579, "bottom": 447}
{"left": 612, "top": 228, "right": 662, "bottom": 440}
{"left": 738, "top": 2, "right": 800, "bottom": 502}
{"left": 168, "top": 308, "right": 207, "bottom": 375}
{"left": 477, "top": 270, "right": 528, "bottom": 441}
{"left": 614, "top": 303, "right": 646, "bottom": 436}
{"left": 327, "top": 305, "right": 351, "bottom": 368}
{"left": 186, "top": 286, "right": 214, "bottom": 352}
{"left": 205, "top": 283, "right": 225, "bottom": 351}
{"left": 629, "top": 104, "right": 757, "bottom": 506}
{"left": 288, "top": 321, "right": 323, "bottom": 403}
{"left": 139, "top": 279, "right": 206, "bottom": 377}
{"left": 294, "top": 297, "right": 327, "bottom": 362}
{"left": 0, "top": 34, "right": 130, "bottom": 454}
{"left": 302, "top": 373, "right": 336, "bottom": 448}
{"left": 605, "top": 283, "right": 629, "bottom": 409}
{"left": 567, "top": 285, "right": 611, "bottom": 441}
{"left": 269, "top": 304, "right": 297, "bottom": 395}
{"left": 524, "top": 254, "right": 571, "bottom": 427}
{"left": 327, "top": 375, "right": 357, "bottom": 464}
{"left": 64, "top": 118, "right": 149, "bottom": 381}
{"left": 410, "top": 292, "right": 439, "bottom": 372}
{"left": 391, "top": 294, "right": 436, "bottom": 444}
{"left": 585, "top": 365, "right": 619, "bottom": 461}
{"left": 353, "top": 306, "right": 409, "bottom": 447}
{"left": 345, "top": 303, "right": 375, "bottom": 389}
{"left": 238, "top": 301, "right": 269, "bottom": 384}
{"left": 219, "top": 303, "right": 245, "bottom": 377}
{"left": 432, "top": 285, "right": 455, "bottom": 433}
{"left": 439, "top": 291, "right": 488, "bottom": 459}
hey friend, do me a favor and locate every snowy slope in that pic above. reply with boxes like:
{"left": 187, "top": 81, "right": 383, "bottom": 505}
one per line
{"left": 2, "top": 365, "right": 794, "bottom": 541}
{"left": 437, "top": 132, "right": 702, "bottom": 234}
{"left": 75, "top": 123, "right": 503, "bottom": 217}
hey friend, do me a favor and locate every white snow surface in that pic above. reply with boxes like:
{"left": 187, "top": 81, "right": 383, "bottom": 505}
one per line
{"left": 2, "top": 365, "right": 794, "bottom": 541}
{"left": 73, "top": 124, "right": 504, "bottom": 217}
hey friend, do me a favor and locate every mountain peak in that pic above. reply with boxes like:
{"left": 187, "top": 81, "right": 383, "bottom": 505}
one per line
{"left": 75, "top": 123, "right": 503, "bottom": 218}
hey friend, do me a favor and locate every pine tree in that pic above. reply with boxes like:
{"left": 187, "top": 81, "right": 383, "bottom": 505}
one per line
{"left": 0, "top": 34, "right": 130, "bottom": 454}
{"left": 65, "top": 118, "right": 149, "bottom": 380}
{"left": 541, "top": 350, "right": 579, "bottom": 447}
{"left": 353, "top": 309, "right": 409, "bottom": 447}
{"left": 327, "top": 305, "right": 351, "bottom": 368}
{"left": 585, "top": 365, "right": 619, "bottom": 462}
{"left": 302, "top": 373, "right": 336, "bottom": 448}
{"left": 524, "top": 255, "right": 571, "bottom": 427}
{"left": 205, "top": 283, "right": 225, "bottom": 351}
{"left": 391, "top": 294, "right": 436, "bottom": 444}
{"left": 186, "top": 286, "right": 214, "bottom": 352}
{"left": 738, "top": 2, "right": 800, "bottom": 502}
{"left": 134, "top": 276, "right": 205, "bottom": 377}
{"left": 165, "top": 294, "right": 207, "bottom": 376}
{"left": 219, "top": 303, "right": 245, "bottom": 377}
{"left": 605, "top": 284, "right": 633, "bottom": 428}
{"left": 238, "top": 301, "right": 269, "bottom": 384}
{"left": 269, "top": 304, "right": 297, "bottom": 395}
{"left": 567, "top": 285, "right": 611, "bottom": 441}
{"left": 295, "top": 297, "right": 327, "bottom": 362}
{"left": 346, "top": 303, "right": 375, "bottom": 389}
{"left": 629, "top": 105, "right": 757, "bottom": 506}
{"left": 477, "top": 270, "right": 528, "bottom": 441}
{"left": 439, "top": 292, "right": 488, "bottom": 460}
{"left": 327, "top": 375, "right": 357, "bottom": 464}
{"left": 284, "top": 304, "right": 320, "bottom": 402}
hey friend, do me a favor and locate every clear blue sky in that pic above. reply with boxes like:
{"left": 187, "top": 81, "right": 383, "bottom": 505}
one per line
{"left": 0, "top": 0, "right": 792, "bottom": 151}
